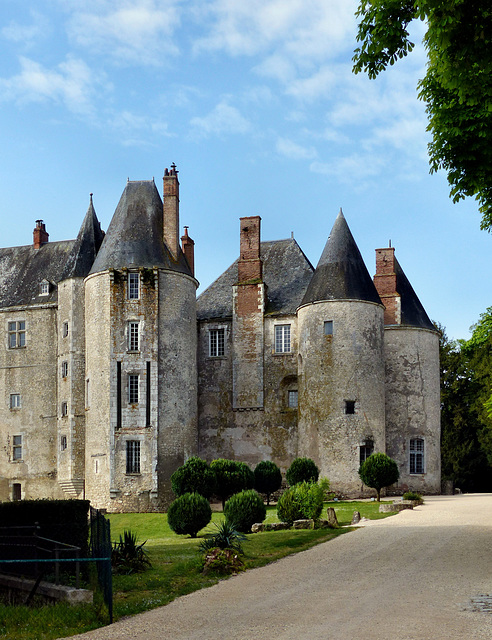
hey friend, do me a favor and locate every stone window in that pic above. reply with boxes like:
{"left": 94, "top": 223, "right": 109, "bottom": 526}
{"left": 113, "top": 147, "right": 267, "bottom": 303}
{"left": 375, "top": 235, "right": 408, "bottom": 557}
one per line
{"left": 12, "top": 435, "right": 22, "bottom": 461}
{"left": 60, "top": 435, "right": 67, "bottom": 451}
{"left": 288, "top": 390, "right": 298, "bottom": 408}
{"left": 39, "top": 280, "right": 49, "bottom": 295}
{"left": 360, "top": 441, "right": 374, "bottom": 465}
{"left": 61, "top": 361, "right": 68, "bottom": 378}
{"left": 86, "top": 378, "right": 90, "bottom": 409}
{"left": 10, "top": 394, "right": 21, "bottom": 409}
{"left": 410, "top": 438, "right": 425, "bottom": 474}
{"left": 128, "top": 322, "right": 139, "bottom": 351}
{"left": 8, "top": 321, "right": 26, "bottom": 348}
{"left": 126, "top": 440, "right": 140, "bottom": 474}
{"left": 324, "top": 320, "right": 333, "bottom": 335}
{"left": 12, "top": 483, "right": 21, "bottom": 501}
{"left": 275, "top": 324, "right": 291, "bottom": 353}
{"left": 209, "top": 328, "right": 225, "bottom": 357}
{"left": 63, "top": 322, "right": 69, "bottom": 338}
{"left": 128, "top": 272, "right": 139, "bottom": 300}
{"left": 128, "top": 374, "right": 139, "bottom": 404}
{"left": 345, "top": 400, "right": 356, "bottom": 415}
{"left": 61, "top": 401, "right": 68, "bottom": 417}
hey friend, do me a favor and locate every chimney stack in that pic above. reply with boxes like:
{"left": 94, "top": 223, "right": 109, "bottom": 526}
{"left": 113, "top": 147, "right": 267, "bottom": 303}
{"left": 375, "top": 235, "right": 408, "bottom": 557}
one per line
{"left": 163, "top": 164, "right": 180, "bottom": 260}
{"left": 373, "top": 247, "right": 401, "bottom": 325}
{"left": 238, "top": 216, "right": 262, "bottom": 284}
{"left": 33, "top": 220, "right": 49, "bottom": 249}
{"left": 181, "top": 226, "right": 195, "bottom": 276}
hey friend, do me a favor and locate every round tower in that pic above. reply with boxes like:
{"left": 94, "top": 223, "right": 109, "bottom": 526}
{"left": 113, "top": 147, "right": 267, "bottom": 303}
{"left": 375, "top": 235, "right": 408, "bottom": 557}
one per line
{"left": 297, "top": 211, "right": 386, "bottom": 496}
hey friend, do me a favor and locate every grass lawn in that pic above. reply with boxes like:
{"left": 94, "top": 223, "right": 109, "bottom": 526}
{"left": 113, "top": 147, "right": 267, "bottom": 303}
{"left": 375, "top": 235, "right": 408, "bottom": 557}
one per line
{"left": 0, "top": 501, "right": 394, "bottom": 640}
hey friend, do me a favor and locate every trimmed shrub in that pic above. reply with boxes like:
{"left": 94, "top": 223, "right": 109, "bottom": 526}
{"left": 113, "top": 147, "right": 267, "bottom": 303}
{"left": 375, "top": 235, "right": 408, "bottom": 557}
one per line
{"left": 277, "top": 481, "right": 324, "bottom": 524}
{"left": 210, "top": 459, "right": 255, "bottom": 508}
{"left": 167, "top": 493, "right": 212, "bottom": 538}
{"left": 171, "top": 457, "right": 215, "bottom": 499}
{"left": 254, "top": 460, "right": 282, "bottom": 505}
{"left": 224, "top": 490, "right": 266, "bottom": 533}
{"left": 286, "top": 457, "right": 319, "bottom": 486}
{"left": 403, "top": 491, "right": 423, "bottom": 502}
{"left": 359, "top": 452, "right": 400, "bottom": 501}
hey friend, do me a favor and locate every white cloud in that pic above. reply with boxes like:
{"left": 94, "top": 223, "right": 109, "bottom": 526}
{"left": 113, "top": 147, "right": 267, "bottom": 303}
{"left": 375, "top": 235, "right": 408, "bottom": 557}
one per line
{"left": 0, "top": 56, "right": 104, "bottom": 117}
{"left": 108, "top": 110, "right": 173, "bottom": 145}
{"left": 66, "top": 0, "right": 180, "bottom": 65}
{"left": 276, "top": 137, "right": 317, "bottom": 160}
{"left": 1, "top": 11, "right": 51, "bottom": 47}
{"left": 310, "top": 153, "right": 386, "bottom": 183}
{"left": 190, "top": 101, "right": 251, "bottom": 137}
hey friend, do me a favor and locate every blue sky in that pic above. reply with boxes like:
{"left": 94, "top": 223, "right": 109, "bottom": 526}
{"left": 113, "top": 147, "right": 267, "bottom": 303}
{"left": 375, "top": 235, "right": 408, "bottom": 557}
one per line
{"left": 0, "top": 0, "right": 489, "bottom": 341}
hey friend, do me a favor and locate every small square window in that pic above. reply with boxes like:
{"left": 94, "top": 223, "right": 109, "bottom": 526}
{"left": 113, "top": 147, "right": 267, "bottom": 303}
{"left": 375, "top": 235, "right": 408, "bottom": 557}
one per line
{"left": 128, "top": 374, "right": 139, "bottom": 404}
{"left": 63, "top": 322, "right": 69, "bottom": 338}
{"left": 288, "top": 390, "right": 298, "bottom": 408}
{"left": 60, "top": 435, "right": 67, "bottom": 451}
{"left": 10, "top": 394, "right": 21, "bottom": 409}
{"left": 12, "top": 435, "right": 22, "bottom": 461}
{"left": 324, "top": 320, "right": 333, "bottom": 335}
{"left": 128, "top": 273, "right": 139, "bottom": 300}
{"left": 345, "top": 400, "right": 356, "bottom": 415}
{"left": 61, "top": 401, "right": 68, "bottom": 417}
{"left": 61, "top": 361, "right": 68, "bottom": 378}
{"left": 275, "top": 325, "right": 291, "bottom": 353}
{"left": 209, "top": 328, "right": 225, "bottom": 357}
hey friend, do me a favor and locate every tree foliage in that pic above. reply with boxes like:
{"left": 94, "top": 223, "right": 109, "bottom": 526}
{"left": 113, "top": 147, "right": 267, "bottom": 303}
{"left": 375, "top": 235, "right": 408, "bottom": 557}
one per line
{"left": 171, "top": 456, "right": 216, "bottom": 499}
{"left": 277, "top": 482, "right": 324, "bottom": 524}
{"left": 210, "top": 459, "right": 255, "bottom": 509}
{"left": 353, "top": 1, "right": 492, "bottom": 230}
{"left": 358, "top": 452, "right": 399, "bottom": 501}
{"left": 224, "top": 490, "right": 266, "bottom": 533}
{"left": 254, "top": 460, "right": 282, "bottom": 505}
{"left": 167, "top": 492, "right": 212, "bottom": 538}
{"left": 286, "top": 457, "right": 319, "bottom": 486}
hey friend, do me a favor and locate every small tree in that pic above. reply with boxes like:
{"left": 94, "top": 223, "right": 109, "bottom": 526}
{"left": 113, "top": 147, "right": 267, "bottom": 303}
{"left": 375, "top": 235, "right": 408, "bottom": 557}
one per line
{"left": 277, "top": 481, "right": 324, "bottom": 524}
{"left": 286, "top": 457, "right": 319, "bottom": 486}
{"left": 171, "top": 457, "right": 215, "bottom": 499}
{"left": 254, "top": 460, "right": 282, "bottom": 505}
{"left": 358, "top": 453, "right": 400, "bottom": 502}
{"left": 167, "top": 492, "right": 212, "bottom": 538}
{"left": 210, "top": 459, "right": 254, "bottom": 509}
{"left": 224, "top": 490, "right": 266, "bottom": 533}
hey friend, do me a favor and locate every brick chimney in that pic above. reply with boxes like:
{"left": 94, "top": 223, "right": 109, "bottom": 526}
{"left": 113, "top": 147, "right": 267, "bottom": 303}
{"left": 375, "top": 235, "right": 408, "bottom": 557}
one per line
{"left": 33, "top": 220, "right": 49, "bottom": 249}
{"left": 238, "top": 216, "right": 262, "bottom": 283}
{"left": 181, "top": 226, "right": 195, "bottom": 276}
{"left": 373, "top": 246, "right": 401, "bottom": 325}
{"left": 163, "top": 164, "right": 179, "bottom": 260}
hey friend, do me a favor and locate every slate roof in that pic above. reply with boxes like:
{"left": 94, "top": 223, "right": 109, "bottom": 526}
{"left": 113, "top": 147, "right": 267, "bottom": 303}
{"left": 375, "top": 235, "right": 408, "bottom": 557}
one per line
{"left": 301, "top": 210, "right": 382, "bottom": 307}
{"left": 394, "top": 258, "right": 435, "bottom": 330}
{"left": 197, "top": 238, "right": 314, "bottom": 320}
{"left": 90, "top": 180, "right": 192, "bottom": 276}
{"left": 60, "top": 197, "right": 105, "bottom": 279}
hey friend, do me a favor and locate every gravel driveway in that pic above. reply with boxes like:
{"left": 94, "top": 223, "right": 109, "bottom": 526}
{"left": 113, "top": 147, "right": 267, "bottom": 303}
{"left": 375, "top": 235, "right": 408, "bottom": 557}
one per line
{"left": 67, "top": 494, "right": 492, "bottom": 640}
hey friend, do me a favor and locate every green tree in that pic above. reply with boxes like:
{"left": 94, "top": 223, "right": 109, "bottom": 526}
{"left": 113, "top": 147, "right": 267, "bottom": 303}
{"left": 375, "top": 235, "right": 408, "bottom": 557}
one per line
{"left": 254, "top": 460, "right": 282, "bottom": 505}
{"left": 167, "top": 493, "right": 212, "bottom": 538}
{"left": 210, "top": 459, "right": 255, "bottom": 509}
{"left": 358, "top": 452, "right": 399, "bottom": 501}
{"left": 353, "top": 1, "right": 492, "bottom": 230}
{"left": 286, "top": 457, "right": 319, "bottom": 486}
{"left": 171, "top": 456, "right": 215, "bottom": 499}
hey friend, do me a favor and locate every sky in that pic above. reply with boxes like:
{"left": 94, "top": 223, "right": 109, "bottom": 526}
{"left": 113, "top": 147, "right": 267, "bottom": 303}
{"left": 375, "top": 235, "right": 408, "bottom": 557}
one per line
{"left": 0, "top": 0, "right": 489, "bottom": 341}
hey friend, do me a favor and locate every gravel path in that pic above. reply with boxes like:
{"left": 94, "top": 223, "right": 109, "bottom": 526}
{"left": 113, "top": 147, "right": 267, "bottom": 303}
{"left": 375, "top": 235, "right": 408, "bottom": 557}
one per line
{"left": 67, "top": 494, "right": 492, "bottom": 640}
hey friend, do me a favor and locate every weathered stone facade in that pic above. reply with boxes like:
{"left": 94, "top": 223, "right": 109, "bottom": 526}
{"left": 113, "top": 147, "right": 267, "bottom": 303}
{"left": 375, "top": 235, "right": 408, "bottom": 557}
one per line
{"left": 0, "top": 168, "right": 441, "bottom": 510}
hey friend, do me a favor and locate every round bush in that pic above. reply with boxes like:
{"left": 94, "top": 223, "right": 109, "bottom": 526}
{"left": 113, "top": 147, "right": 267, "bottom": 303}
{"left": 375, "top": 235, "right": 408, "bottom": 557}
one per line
{"left": 358, "top": 452, "right": 400, "bottom": 501}
{"left": 167, "top": 492, "right": 212, "bottom": 538}
{"left": 254, "top": 460, "right": 282, "bottom": 504}
{"left": 286, "top": 457, "right": 319, "bottom": 486}
{"left": 224, "top": 490, "right": 266, "bottom": 533}
{"left": 211, "top": 459, "right": 255, "bottom": 508}
{"left": 277, "top": 481, "right": 324, "bottom": 524}
{"left": 171, "top": 457, "right": 215, "bottom": 499}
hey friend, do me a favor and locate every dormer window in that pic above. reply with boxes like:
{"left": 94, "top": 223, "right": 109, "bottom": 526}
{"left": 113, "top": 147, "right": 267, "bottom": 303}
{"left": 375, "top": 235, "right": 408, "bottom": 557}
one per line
{"left": 40, "top": 280, "right": 49, "bottom": 296}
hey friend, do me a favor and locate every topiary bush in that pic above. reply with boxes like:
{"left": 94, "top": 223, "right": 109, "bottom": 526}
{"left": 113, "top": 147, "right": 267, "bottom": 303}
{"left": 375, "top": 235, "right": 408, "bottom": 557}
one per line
{"left": 167, "top": 492, "right": 212, "bottom": 538}
{"left": 210, "top": 459, "right": 255, "bottom": 508}
{"left": 254, "top": 460, "right": 282, "bottom": 505}
{"left": 224, "top": 490, "right": 266, "bottom": 533}
{"left": 403, "top": 491, "right": 423, "bottom": 503}
{"left": 171, "top": 457, "right": 215, "bottom": 499}
{"left": 277, "top": 481, "right": 324, "bottom": 524}
{"left": 286, "top": 457, "right": 319, "bottom": 486}
{"left": 359, "top": 452, "right": 400, "bottom": 501}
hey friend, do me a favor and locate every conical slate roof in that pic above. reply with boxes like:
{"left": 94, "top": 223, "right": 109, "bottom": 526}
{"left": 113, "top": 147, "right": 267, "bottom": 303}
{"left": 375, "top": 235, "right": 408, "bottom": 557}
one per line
{"left": 394, "top": 258, "right": 435, "bottom": 330}
{"left": 61, "top": 196, "right": 105, "bottom": 279}
{"left": 90, "top": 180, "right": 192, "bottom": 276}
{"left": 301, "top": 210, "right": 381, "bottom": 306}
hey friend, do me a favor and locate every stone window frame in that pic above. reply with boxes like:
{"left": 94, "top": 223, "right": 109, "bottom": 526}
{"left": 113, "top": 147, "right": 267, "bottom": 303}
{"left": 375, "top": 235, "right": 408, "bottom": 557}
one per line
{"left": 8, "top": 320, "right": 26, "bottom": 349}
{"left": 126, "top": 440, "right": 141, "bottom": 474}
{"left": 274, "top": 324, "right": 291, "bottom": 354}
{"left": 344, "top": 400, "right": 356, "bottom": 415}
{"left": 61, "top": 401, "right": 68, "bottom": 417}
{"left": 63, "top": 322, "right": 69, "bottom": 338}
{"left": 288, "top": 389, "right": 298, "bottom": 409}
{"left": 128, "top": 321, "right": 140, "bottom": 352}
{"left": 39, "top": 280, "right": 50, "bottom": 296}
{"left": 324, "top": 320, "right": 334, "bottom": 336}
{"left": 86, "top": 378, "right": 90, "bottom": 409}
{"left": 359, "top": 440, "right": 374, "bottom": 465}
{"left": 128, "top": 272, "right": 140, "bottom": 300}
{"left": 60, "top": 435, "right": 67, "bottom": 451}
{"left": 409, "top": 437, "right": 425, "bottom": 474}
{"left": 61, "top": 361, "right": 69, "bottom": 378}
{"left": 12, "top": 435, "right": 22, "bottom": 461}
{"left": 12, "top": 483, "right": 21, "bottom": 501}
{"left": 128, "top": 373, "right": 139, "bottom": 404}
{"left": 10, "top": 393, "right": 21, "bottom": 410}
{"left": 208, "top": 326, "right": 226, "bottom": 357}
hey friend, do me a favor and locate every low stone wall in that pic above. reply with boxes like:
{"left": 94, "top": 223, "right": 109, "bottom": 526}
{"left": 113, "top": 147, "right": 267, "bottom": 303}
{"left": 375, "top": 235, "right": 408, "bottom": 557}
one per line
{"left": 0, "top": 574, "right": 93, "bottom": 604}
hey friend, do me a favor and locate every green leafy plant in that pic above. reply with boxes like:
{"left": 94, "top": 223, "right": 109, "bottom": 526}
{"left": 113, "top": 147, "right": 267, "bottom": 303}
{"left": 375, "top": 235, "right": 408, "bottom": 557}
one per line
{"left": 286, "top": 457, "right": 319, "bottom": 486}
{"left": 277, "top": 481, "right": 324, "bottom": 524}
{"left": 111, "top": 530, "right": 151, "bottom": 574}
{"left": 171, "top": 456, "right": 215, "bottom": 499}
{"left": 199, "top": 520, "right": 247, "bottom": 554}
{"left": 210, "top": 459, "right": 255, "bottom": 508}
{"left": 318, "top": 476, "right": 332, "bottom": 500}
{"left": 403, "top": 491, "right": 423, "bottom": 502}
{"left": 358, "top": 452, "right": 400, "bottom": 501}
{"left": 201, "top": 547, "right": 245, "bottom": 575}
{"left": 254, "top": 460, "right": 282, "bottom": 505}
{"left": 224, "top": 489, "right": 266, "bottom": 533}
{"left": 167, "top": 492, "right": 212, "bottom": 538}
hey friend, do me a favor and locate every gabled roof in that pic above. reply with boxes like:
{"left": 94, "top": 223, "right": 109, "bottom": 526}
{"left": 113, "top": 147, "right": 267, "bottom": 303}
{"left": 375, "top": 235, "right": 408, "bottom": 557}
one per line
{"left": 197, "top": 238, "right": 314, "bottom": 320}
{"left": 301, "top": 210, "right": 381, "bottom": 306}
{"left": 394, "top": 258, "right": 435, "bottom": 330}
{"left": 89, "top": 180, "right": 192, "bottom": 276}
